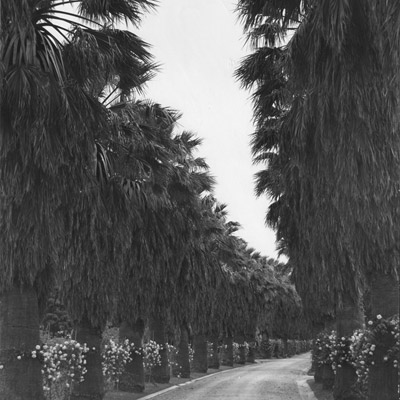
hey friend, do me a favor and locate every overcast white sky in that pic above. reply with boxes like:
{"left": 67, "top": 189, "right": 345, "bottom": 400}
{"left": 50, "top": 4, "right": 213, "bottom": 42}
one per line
{"left": 137, "top": 0, "right": 278, "bottom": 258}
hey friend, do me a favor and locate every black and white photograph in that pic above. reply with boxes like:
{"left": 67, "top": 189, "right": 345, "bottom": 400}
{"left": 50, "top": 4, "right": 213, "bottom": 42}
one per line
{"left": 0, "top": 1, "right": 398, "bottom": 399}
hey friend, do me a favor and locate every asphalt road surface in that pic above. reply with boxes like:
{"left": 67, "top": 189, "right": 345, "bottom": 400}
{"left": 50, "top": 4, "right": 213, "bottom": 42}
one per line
{"left": 147, "top": 353, "right": 313, "bottom": 400}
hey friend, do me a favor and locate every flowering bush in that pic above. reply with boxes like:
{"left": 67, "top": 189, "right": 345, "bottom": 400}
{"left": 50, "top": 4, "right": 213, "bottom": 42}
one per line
{"left": 348, "top": 329, "right": 372, "bottom": 392}
{"left": 313, "top": 315, "right": 399, "bottom": 396}
{"left": 143, "top": 340, "right": 162, "bottom": 374}
{"left": 188, "top": 343, "right": 194, "bottom": 366}
{"left": 0, "top": 338, "right": 89, "bottom": 399}
{"left": 165, "top": 343, "right": 179, "bottom": 368}
{"left": 207, "top": 342, "right": 214, "bottom": 362}
{"left": 0, "top": 338, "right": 88, "bottom": 399}
{"left": 170, "top": 343, "right": 194, "bottom": 377}
{"left": 312, "top": 331, "right": 336, "bottom": 368}
{"left": 42, "top": 340, "right": 88, "bottom": 388}
{"left": 349, "top": 314, "right": 399, "bottom": 394}
{"left": 39, "top": 339, "right": 89, "bottom": 400}
{"left": 102, "top": 339, "right": 192, "bottom": 384}
{"left": 330, "top": 334, "right": 355, "bottom": 374}
{"left": 102, "top": 339, "right": 137, "bottom": 387}
{"left": 233, "top": 342, "right": 249, "bottom": 363}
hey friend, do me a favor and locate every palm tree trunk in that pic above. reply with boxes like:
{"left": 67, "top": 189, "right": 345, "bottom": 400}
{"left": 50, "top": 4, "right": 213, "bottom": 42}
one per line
{"left": 333, "top": 293, "right": 364, "bottom": 400}
{"left": 119, "top": 318, "right": 145, "bottom": 393}
{"left": 260, "top": 331, "right": 272, "bottom": 359}
{"left": 192, "top": 333, "right": 208, "bottom": 373}
{"left": 149, "top": 315, "right": 170, "bottom": 383}
{"left": 176, "top": 323, "right": 190, "bottom": 378}
{"left": 246, "top": 334, "right": 256, "bottom": 363}
{"left": 222, "top": 332, "right": 234, "bottom": 366}
{"left": 314, "top": 363, "right": 323, "bottom": 384}
{"left": 314, "top": 320, "right": 334, "bottom": 384}
{"left": 282, "top": 338, "right": 289, "bottom": 358}
{"left": 71, "top": 314, "right": 104, "bottom": 400}
{"left": 0, "top": 285, "right": 45, "bottom": 400}
{"left": 208, "top": 334, "right": 220, "bottom": 369}
{"left": 322, "top": 364, "right": 335, "bottom": 390}
{"left": 367, "top": 272, "right": 399, "bottom": 400}
{"left": 234, "top": 334, "right": 246, "bottom": 365}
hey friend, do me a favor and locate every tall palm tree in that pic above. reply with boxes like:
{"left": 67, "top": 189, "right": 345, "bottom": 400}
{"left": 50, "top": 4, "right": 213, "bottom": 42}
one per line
{"left": 0, "top": 1, "right": 155, "bottom": 398}
{"left": 236, "top": 1, "right": 400, "bottom": 399}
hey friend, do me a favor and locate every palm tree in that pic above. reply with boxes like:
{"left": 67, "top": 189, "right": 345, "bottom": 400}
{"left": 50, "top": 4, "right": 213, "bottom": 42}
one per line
{"left": 236, "top": 1, "right": 400, "bottom": 399}
{"left": 0, "top": 1, "right": 155, "bottom": 398}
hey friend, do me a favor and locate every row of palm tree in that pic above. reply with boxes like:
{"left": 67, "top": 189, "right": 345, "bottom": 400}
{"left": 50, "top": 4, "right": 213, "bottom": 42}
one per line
{"left": 236, "top": 1, "right": 399, "bottom": 399}
{"left": 114, "top": 237, "right": 309, "bottom": 392}
{"left": 0, "top": 2, "right": 310, "bottom": 399}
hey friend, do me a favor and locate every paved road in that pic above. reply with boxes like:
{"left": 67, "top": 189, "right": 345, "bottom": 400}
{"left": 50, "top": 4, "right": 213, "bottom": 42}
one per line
{"left": 144, "top": 353, "right": 313, "bottom": 400}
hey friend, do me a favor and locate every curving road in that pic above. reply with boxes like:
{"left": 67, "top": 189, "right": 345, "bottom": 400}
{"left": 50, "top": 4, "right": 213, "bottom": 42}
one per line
{"left": 145, "top": 353, "right": 314, "bottom": 400}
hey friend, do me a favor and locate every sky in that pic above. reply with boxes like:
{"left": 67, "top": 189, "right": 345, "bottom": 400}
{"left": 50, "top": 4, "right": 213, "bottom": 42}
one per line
{"left": 136, "top": 0, "right": 278, "bottom": 258}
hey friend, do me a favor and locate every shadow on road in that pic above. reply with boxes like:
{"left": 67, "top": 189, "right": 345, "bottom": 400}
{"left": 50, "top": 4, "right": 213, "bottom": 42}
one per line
{"left": 306, "top": 378, "right": 334, "bottom": 400}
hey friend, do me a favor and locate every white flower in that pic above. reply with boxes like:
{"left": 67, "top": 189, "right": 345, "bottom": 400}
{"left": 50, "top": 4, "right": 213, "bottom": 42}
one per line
{"left": 368, "top": 320, "right": 373, "bottom": 326}
{"left": 376, "top": 314, "right": 382, "bottom": 320}
{"left": 17, "top": 356, "right": 21, "bottom": 360}
{"left": 0, "top": 365, "right": 3, "bottom": 369}
{"left": 35, "top": 345, "right": 41, "bottom": 350}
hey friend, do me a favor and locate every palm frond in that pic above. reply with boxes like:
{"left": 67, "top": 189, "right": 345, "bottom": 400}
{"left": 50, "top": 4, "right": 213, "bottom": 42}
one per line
{"left": 79, "top": 0, "right": 157, "bottom": 25}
